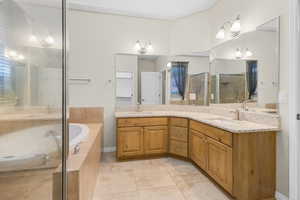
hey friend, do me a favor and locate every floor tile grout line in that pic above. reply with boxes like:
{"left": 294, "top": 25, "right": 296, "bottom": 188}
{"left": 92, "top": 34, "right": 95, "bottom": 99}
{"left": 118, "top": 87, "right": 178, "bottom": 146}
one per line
{"left": 164, "top": 159, "right": 190, "bottom": 200}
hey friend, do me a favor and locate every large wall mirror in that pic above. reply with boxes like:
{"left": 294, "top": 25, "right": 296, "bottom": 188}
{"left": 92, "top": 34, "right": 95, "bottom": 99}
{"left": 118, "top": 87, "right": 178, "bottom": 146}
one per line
{"left": 209, "top": 17, "right": 280, "bottom": 113}
{"left": 114, "top": 54, "right": 210, "bottom": 106}
{"left": 114, "top": 17, "right": 280, "bottom": 113}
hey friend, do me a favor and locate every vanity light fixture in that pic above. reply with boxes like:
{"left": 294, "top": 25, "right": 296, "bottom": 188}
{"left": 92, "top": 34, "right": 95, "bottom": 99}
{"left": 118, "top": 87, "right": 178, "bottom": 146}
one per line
{"left": 29, "top": 34, "right": 55, "bottom": 47}
{"left": 135, "top": 40, "right": 153, "bottom": 54}
{"left": 235, "top": 48, "right": 242, "bottom": 59}
{"left": 216, "top": 15, "right": 241, "bottom": 40}
{"left": 29, "top": 35, "right": 38, "bottom": 43}
{"left": 5, "top": 49, "right": 26, "bottom": 62}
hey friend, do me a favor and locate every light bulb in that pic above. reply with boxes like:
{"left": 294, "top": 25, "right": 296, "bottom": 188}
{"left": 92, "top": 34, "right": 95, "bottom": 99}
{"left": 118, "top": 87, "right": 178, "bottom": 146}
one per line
{"left": 17, "top": 54, "right": 25, "bottom": 60}
{"left": 9, "top": 50, "right": 17, "bottom": 58}
{"left": 235, "top": 48, "right": 242, "bottom": 59}
{"left": 4, "top": 49, "right": 9, "bottom": 58}
{"left": 147, "top": 42, "right": 153, "bottom": 51}
{"left": 45, "top": 36, "right": 55, "bottom": 45}
{"left": 135, "top": 40, "right": 141, "bottom": 51}
{"left": 29, "top": 35, "right": 38, "bottom": 43}
{"left": 245, "top": 49, "right": 253, "bottom": 57}
{"left": 231, "top": 16, "right": 241, "bottom": 33}
{"left": 216, "top": 27, "right": 225, "bottom": 39}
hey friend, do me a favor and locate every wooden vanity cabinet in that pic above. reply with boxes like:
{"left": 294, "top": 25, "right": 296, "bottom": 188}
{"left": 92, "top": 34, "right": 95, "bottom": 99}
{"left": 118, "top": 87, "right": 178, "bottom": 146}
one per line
{"left": 117, "top": 117, "right": 168, "bottom": 159}
{"left": 144, "top": 126, "right": 168, "bottom": 154}
{"left": 206, "top": 138, "right": 233, "bottom": 193}
{"left": 189, "top": 130, "right": 207, "bottom": 170}
{"left": 169, "top": 117, "right": 189, "bottom": 158}
{"left": 189, "top": 120, "right": 276, "bottom": 200}
{"left": 117, "top": 117, "right": 276, "bottom": 200}
{"left": 117, "top": 127, "right": 144, "bottom": 158}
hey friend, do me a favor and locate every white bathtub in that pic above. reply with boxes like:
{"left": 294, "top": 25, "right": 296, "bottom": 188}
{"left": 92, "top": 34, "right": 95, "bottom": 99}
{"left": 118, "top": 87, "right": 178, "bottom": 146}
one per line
{"left": 0, "top": 123, "right": 89, "bottom": 172}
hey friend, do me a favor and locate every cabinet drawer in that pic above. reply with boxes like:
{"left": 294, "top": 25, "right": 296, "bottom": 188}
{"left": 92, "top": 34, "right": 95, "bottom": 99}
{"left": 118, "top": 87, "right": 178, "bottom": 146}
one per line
{"left": 169, "top": 140, "right": 188, "bottom": 157}
{"left": 170, "top": 118, "right": 188, "bottom": 127}
{"left": 190, "top": 120, "right": 232, "bottom": 147}
{"left": 170, "top": 126, "right": 188, "bottom": 142}
{"left": 117, "top": 117, "right": 168, "bottom": 127}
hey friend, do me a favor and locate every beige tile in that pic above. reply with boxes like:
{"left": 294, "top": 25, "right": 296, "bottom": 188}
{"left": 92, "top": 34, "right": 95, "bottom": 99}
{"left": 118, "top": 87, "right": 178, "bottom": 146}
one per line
{"left": 171, "top": 172, "right": 210, "bottom": 191}
{"left": 94, "top": 172, "right": 137, "bottom": 195}
{"left": 139, "top": 186, "right": 185, "bottom": 200}
{"left": 134, "top": 168, "right": 175, "bottom": 190}
{"left": 168, "top": 164, "right": 200, "bottom": 177}
{"left": 93, "top": 192, "right": 139, "bottom": 200}
{"left": 180, "top": 182, "right": 231, "bottom": 200}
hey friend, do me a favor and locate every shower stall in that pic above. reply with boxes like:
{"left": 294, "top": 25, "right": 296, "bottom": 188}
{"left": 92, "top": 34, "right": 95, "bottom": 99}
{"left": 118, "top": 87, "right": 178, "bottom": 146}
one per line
{"left": 0, "top": 0, "right": 68, "bottom": 200}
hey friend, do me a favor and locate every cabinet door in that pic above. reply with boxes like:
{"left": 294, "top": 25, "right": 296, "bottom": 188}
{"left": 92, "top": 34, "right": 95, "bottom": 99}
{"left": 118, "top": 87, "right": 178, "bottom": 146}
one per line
{"left": 207, "top": 138, "right": 233, "bottom": 194}
{"left": 189, "top": 130, "right": 207, "bottom": 171}
{"left": 118, "top": 127, "right": 144, "bottom": 158}
{"left": 144, "top": 126, "right": 168, "bottom": 155}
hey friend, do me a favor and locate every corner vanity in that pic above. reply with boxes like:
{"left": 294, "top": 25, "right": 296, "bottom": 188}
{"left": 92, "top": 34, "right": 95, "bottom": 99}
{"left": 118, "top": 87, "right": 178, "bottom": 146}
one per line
{"left": 115, "top": 111, "right": 279, "bottom": 200}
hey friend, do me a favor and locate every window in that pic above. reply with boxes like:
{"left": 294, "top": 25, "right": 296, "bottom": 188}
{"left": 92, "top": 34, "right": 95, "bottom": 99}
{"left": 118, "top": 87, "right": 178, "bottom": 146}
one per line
{"left": 0, "top": 46, "right": 16, "bottom": 105}
{"left": 170, "top": 62, "right": 188, "bottom": 100}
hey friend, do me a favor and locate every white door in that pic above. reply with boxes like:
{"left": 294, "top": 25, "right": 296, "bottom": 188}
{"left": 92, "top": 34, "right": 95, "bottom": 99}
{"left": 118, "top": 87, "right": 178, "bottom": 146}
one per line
{"left": 141, "top": 72, "right": 162, "bottom": 104}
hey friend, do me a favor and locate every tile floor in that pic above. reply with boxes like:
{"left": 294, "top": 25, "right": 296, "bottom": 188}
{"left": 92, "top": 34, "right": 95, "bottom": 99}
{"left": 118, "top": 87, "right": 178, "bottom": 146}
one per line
{"left": 93, "top": 152, "right": 232, "bottom": 200}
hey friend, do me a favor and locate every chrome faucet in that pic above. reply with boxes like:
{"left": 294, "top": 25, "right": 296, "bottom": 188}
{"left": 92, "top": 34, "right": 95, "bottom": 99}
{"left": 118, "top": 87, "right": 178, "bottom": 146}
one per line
{"left": 242, "top": 99, "right": 255, "bottom": 111}
{"left": 137, "top": 102, "right": 142, "bottom": 112}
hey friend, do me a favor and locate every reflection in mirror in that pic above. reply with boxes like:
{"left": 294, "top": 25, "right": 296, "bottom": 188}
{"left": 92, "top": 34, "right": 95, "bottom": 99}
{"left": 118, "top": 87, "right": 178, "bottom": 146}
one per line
{"left": 168, "top": 56, "right": 210, "bottom": 105}
{"left": 115, "top": 54, "right": 210, "bottom": 106}
{"left": 210, "top": 17, "right": 279, "bottom": 113}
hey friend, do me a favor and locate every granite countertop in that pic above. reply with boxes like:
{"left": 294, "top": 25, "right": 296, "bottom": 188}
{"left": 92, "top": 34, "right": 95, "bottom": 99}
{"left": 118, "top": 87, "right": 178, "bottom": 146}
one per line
{"left": 115, "top": 111, "right": 280, "bottom": 133}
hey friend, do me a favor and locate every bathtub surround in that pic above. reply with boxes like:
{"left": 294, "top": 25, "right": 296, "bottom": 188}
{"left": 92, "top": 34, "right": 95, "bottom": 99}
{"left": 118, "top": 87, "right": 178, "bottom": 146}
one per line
{"left": 53, "top": 123, "right": 102, "bottom": 200}
{"left": 52, "top": 107, "right": 103, "bottom": 200}
{"left": 69, "top": 107, "right": 104, "bottom": 124}
{"left": 0, "top": 107, "right": 103, "bottom": 200}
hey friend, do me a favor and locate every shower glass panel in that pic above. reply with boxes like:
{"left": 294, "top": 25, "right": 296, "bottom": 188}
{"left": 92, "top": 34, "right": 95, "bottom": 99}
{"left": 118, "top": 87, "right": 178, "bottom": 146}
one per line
{"left": 188, "top": 73, "right": 209, "bottom": 105}
{"left": 211, "top": 74, "right": 246, "bottom": 104}
{"left": 0, "top": 0, "right": 67, "bottom": 200}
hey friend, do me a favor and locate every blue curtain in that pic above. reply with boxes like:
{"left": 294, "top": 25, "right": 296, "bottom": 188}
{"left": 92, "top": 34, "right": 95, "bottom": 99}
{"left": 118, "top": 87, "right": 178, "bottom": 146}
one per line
{"left": 172, "top": 62, "right": 188, "bottom": 100}
{"left": 247, "top": 61, "right": 257, "bottom": 99}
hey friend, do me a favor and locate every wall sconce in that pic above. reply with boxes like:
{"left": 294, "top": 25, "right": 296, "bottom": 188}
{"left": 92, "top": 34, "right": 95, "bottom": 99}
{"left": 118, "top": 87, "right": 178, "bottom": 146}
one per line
{"left": 29, "top": 34, "right": 55, "bottom": 47}
{"left": 5, "top": 49, "right": 25, "bottom": 62}
{"left": 216, "top": 15, "right": 241, "bottom": 40}
{"left": 135, "top": 40, "right": 153, "bottom": 54}
{"left": 235, "top": 48, "right": 253, "bottom": 59}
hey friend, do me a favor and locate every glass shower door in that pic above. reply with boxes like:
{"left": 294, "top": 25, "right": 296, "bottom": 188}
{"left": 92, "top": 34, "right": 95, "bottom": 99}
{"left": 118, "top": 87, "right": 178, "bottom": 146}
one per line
{"left": 0, "top": 0, "right": 67, "bottom": 200}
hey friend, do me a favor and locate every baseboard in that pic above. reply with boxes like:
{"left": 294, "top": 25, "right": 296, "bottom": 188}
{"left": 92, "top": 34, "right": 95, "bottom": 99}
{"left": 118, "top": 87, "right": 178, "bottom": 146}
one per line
{"left": 103, "top": 146, "right": 116, "bottom": 153}
{"left": 276, "top": 191, "right": 289, "bottom": 200}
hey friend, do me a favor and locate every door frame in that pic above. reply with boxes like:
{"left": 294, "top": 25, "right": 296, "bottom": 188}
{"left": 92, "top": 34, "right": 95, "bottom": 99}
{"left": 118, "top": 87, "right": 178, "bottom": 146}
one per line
{"left": 289, "top": 0, "right": 300, "bottom": 199}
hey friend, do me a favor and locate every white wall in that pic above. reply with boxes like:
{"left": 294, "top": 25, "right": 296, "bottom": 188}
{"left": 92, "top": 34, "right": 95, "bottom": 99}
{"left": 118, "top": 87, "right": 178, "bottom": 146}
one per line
{"left": 170, "top": 11, "right": 212, "bottom": 55}
{"left": 69, "top": 11, "right": 171, "bottom": 151}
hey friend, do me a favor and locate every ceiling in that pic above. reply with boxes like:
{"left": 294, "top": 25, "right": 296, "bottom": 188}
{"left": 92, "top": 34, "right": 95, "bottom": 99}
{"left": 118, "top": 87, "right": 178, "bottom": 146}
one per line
{"left": 70, "top": 0, "right": 218, "bottom": 20}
